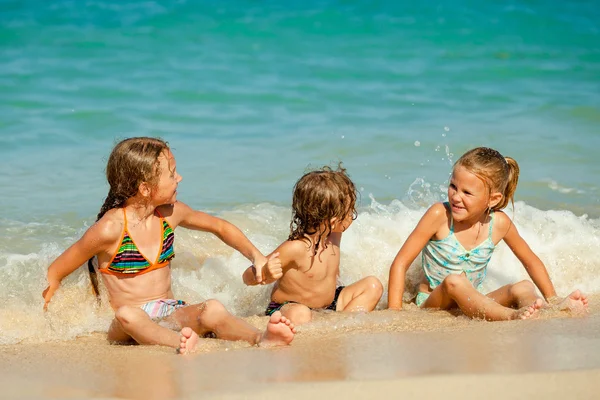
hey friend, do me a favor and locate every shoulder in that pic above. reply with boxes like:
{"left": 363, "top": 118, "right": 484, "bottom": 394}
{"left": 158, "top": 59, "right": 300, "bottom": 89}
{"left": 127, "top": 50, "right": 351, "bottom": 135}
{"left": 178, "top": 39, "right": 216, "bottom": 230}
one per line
{"left": 428, "top": 202, "right": 449, "bottom": 217}
{"left": 492, "top": 210, "right": 512, "bottom": 230}
{"left": 278, "top": 239, "right": 309, "bottom": 257}
{"left": 492, "top": 210, "right": 514, "bottom": 238}
{"left": 163, "top": 201, "right": 225, "bottom": 231}
{"left": 158, "top": 201, "right": 197, "bottom": 226}
{"left": 87, "top": 208, "right": 125, "bottom": 245}
{"left": 420, "top": 202, "right": 449, "bottom": 226}
{"left": 411, "top": 202, "right": 449, "bottom": 239}
{"left": 276, "top": 239, "right": 310, "bottom": 268}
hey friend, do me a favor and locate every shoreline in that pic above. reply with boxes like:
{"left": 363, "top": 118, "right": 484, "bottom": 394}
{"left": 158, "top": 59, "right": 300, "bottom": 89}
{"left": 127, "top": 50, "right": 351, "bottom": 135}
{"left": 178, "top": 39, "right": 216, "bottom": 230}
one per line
{"left": 215, "top": 370, "right": 600, "bottom": 400}
{"left": 1, "top": 302, "right": 599, "bottom": 399}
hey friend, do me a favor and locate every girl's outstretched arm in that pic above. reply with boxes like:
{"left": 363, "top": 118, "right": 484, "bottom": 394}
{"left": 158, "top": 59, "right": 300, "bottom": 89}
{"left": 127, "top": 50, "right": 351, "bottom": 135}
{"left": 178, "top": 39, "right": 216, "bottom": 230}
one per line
{"left": 388, "top": 203, "right": 446, "bottom": 310}
{"left": 173, "top": 202, "right": 268, "bottom": 281}
{"left": 43, "top": 218, "right": 120, "bottom": 309}
{"left": 499, "top": 213, "right": 557, "bottom": 300}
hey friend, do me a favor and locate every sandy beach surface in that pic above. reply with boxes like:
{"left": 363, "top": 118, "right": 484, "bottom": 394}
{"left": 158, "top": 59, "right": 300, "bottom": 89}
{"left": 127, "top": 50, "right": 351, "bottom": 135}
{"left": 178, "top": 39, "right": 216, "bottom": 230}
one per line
{"left": 1, "top": 296, "right": 599, "bottom": 400}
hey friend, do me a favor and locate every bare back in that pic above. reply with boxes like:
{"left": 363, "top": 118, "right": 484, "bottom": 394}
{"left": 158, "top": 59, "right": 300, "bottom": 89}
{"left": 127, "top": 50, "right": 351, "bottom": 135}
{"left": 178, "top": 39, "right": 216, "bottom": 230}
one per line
{"left": 271, "top": 232, "right": 342, "bottom": 308}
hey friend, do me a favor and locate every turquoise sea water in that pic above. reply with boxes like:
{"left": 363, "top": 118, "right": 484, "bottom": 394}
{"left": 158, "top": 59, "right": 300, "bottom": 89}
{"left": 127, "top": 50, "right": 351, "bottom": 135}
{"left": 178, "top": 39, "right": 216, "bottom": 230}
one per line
{"left": 1, "top": 1, "right": 599, "bottom": 344}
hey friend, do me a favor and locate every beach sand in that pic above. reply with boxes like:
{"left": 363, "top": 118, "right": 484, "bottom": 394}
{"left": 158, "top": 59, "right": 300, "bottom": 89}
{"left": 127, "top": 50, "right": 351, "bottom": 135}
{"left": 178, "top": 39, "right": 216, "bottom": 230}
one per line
{"left": 1, "top": 295, "right": 599, "bottom": 400}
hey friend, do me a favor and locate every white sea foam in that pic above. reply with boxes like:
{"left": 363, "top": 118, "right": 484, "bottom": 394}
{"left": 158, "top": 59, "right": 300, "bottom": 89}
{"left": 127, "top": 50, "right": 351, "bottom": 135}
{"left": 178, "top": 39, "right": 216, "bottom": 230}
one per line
{"left": 1, "top": 199, "right": 599, "bottom": 344}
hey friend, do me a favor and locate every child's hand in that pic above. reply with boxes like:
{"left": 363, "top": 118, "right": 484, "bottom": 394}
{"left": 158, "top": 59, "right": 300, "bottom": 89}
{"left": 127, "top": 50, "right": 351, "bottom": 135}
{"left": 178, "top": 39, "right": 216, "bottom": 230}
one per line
{"left": 260, "top": 252, "right": 282, "bottom": 284}
{"left": 42, "top": 281, "right": 59, "bottom": 311}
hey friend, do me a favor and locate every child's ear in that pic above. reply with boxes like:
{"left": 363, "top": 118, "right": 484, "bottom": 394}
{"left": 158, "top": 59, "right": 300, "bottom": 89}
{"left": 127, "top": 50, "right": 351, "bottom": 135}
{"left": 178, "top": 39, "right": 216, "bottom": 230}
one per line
{"left": 330, "top": 217, "right": 338, "bottom": 228}
{"left": 489, "top": 192, "right": 503, "bottom": 209}
{"left": 139, "top": 182, "right": 151, "bottom": 198}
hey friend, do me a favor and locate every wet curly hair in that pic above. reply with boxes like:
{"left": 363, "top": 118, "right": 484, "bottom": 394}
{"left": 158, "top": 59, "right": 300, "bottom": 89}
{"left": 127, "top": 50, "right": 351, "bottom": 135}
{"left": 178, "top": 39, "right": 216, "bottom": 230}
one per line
{"left": 288, "top": 163, "right": 357, "bottom": 253}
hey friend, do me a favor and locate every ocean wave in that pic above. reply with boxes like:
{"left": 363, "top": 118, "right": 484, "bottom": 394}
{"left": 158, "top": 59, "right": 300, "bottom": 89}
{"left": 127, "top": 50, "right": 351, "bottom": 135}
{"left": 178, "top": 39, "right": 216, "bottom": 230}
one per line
{"left": 0, "top": 199, "right": 598, "bottom": 344}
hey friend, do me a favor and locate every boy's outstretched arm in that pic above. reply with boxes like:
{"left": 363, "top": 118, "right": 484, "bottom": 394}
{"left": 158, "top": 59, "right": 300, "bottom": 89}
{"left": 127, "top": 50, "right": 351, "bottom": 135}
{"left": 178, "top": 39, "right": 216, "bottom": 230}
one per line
{"left": 388, "top": 204, "right": 446, "bottom": 310}
{"left": 501, "top": 215, "right": 557, "bottom": 300}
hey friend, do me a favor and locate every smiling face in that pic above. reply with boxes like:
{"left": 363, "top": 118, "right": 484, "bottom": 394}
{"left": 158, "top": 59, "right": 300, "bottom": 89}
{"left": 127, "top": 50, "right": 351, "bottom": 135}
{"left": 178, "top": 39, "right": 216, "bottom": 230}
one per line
{"left": 150, "top": 150, "right": 182, "bottom": 206}
{"left": 448, "top": 165, "right": 502, "bottom": 223}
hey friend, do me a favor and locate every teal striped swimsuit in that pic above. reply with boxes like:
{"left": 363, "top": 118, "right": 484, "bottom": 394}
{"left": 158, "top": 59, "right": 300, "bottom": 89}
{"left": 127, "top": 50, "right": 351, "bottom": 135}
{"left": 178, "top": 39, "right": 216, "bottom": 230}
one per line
{"left": 417, "top": 203, "right": 495, "bottom": 306}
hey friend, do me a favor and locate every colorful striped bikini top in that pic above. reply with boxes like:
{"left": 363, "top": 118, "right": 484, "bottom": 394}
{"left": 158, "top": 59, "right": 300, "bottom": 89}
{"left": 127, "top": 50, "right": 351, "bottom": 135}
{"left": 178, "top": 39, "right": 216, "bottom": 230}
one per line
{"left": 99, "top": 208, "right": 175, "bottom": 276}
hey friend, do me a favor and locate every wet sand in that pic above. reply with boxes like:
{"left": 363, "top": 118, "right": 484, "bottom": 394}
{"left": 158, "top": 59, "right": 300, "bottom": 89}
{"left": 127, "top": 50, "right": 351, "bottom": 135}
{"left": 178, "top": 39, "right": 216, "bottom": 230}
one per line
{"left": 1, "top": 297, "right": 599, "bottom": 399}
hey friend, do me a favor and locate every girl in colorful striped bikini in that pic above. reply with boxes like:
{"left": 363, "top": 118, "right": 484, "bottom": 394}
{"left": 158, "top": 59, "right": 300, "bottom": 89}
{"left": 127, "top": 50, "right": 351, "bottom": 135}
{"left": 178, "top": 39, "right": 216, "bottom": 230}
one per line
{"left": 387, "top": 147, "right": 588, "bottom": 320}
{"left": 42, "top": 137, "right": 295, "bottom": 353}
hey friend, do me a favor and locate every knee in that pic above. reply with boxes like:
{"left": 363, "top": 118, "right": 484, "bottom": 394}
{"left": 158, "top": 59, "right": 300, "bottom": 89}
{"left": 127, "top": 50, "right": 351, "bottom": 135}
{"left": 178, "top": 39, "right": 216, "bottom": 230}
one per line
{"left": 441, "top": 274, "right": 468, "bottom": 295}
{"left": 364, "top": 276, "right": 384, "bottom": 299}
{"left": 196, "top": 299, "right": 229, "bottom": 326}
{"left": 114, "top": 305, "right": 141, "bottom": 326}
{"left": 284, "top": 305, "right": 312, "bottom": 325}
{"left": 509, "top": 280, "right": 535, "bottom": 296}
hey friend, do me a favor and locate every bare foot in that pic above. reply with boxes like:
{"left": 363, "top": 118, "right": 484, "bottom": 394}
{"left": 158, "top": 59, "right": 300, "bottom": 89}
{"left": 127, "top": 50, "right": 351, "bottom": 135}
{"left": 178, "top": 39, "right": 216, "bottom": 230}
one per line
{"left": 259, "top": 311, "right": 296, "bottom": 347}
{"left": 556, "top": 290, "right": 589, "bottom": 314}
{"left": 178, "top": 327, "right": 200, "bottom": 355}
{"left": 513, "top": 298, "right": 544, "bottom": 320}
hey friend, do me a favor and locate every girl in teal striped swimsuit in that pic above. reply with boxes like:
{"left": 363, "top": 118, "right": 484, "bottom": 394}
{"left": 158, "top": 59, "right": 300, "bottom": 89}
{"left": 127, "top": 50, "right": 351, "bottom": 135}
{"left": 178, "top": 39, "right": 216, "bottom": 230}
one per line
{"left": 387, "top": 147, "right": 588, "bottom": 320}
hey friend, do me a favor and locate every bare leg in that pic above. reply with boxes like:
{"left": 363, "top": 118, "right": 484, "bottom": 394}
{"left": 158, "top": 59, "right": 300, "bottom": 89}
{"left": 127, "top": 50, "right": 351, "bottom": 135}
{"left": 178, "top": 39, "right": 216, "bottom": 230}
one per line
{"left": 486, "top": 280, "right": 542, "bottom": 309}
{"left": 107, "top": 318, "right": 134, "bottom": 344}
{"left": 173, "top": 299, "right": 295, "bottom": 347}
{"left": 112, "top": 306, "right": 183, "bottom": 348}
{"left": 280, "top": 303, "right": 313, "bottom": 326}
{"left": 336, "top": 276, "right": 383, "bottom": 312}
{"left": 110, "top": 300, "right": 294, "bottom": 354}
{"left": 173, "top": 300, "right": 260, "bottom": 344}
{"left": 488, "top": 284, "right": 588, "bottom": 314}
{"left": 422, "top": 274, "right": 542, "bottom": 321}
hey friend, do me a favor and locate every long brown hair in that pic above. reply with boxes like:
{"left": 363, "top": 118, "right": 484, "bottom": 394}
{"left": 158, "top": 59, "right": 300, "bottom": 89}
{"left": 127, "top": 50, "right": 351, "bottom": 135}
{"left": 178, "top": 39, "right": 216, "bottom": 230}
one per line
{"left": 289, "top": 163, "right": 357, "bottom": 253}
{"left": 88, "top": 137, "right": 170, "bottom": 299}
{"left": 454, "top": 147, "right": 520, "bottom": 211}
